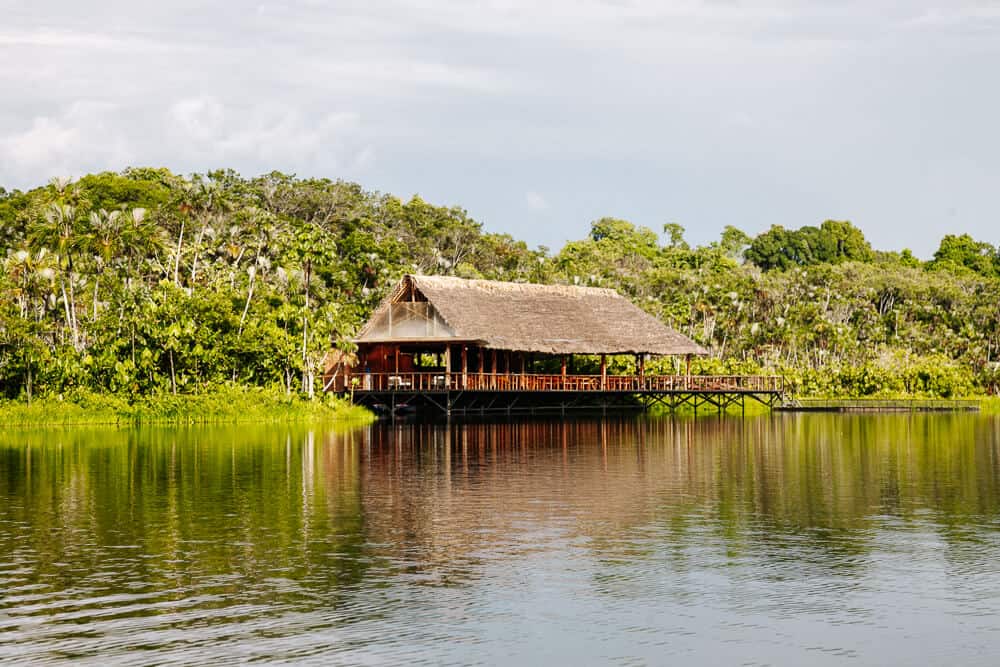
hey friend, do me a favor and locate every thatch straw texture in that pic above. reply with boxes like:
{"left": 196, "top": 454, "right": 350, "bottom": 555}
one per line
{"left": 358, "top": 275, "right": 706, "bottom": 356}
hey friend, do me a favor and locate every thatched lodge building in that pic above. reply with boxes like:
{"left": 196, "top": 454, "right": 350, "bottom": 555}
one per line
{"left": 328, "top": 274, "right": 781, "bottom": 414}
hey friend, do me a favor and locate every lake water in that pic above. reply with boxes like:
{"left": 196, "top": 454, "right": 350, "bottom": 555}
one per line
{"left": 2, "top": 414, "right": 1000, "bottom": 665}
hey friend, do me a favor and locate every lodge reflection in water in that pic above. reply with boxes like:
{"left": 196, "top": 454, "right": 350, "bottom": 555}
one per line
{"left": 362, "top": 417, "right": 1000, "bottom": 544}
{"left": 4, "top": 415, "right": 1000, "bottom": 664}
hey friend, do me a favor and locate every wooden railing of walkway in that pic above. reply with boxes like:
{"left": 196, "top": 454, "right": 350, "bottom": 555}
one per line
{"left": 354, "top": 372, "right": 784, "bottom": 394}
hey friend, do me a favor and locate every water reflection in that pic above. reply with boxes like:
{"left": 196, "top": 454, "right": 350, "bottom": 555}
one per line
{"left": 2, "top": 415, "right": 1000, "bottom": 664}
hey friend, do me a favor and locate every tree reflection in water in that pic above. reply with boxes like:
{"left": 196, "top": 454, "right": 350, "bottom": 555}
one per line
{"left": 2, "top": 414, "right": 1000, "bottom": 664}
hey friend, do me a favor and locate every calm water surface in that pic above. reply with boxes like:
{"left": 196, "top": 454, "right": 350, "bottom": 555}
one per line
{"left": 2, "top": 415, "right": 1000, "bottom": 665}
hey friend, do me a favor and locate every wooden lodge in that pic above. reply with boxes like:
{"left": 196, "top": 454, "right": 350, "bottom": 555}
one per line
{"left": 327, "top": 275, "right": 784, "bottom": 415}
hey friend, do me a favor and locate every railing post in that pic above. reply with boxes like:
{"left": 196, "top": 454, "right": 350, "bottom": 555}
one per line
{"left": 445, "top": 343, "right": 451, "bottom": 389}
{"left": 478, "top": 346, "right": 484, "bottom": 385}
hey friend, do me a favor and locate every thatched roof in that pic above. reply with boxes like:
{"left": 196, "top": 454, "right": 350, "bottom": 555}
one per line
{"left": 357, "top": 275, "right": 706, "bottom": 356}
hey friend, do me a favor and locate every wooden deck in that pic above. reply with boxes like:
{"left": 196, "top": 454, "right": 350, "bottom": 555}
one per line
{"left": 349, "top": 372, "right": 785, "bottom": 415}
{"left": 354, "top": 372, "right": 782, "bottom": 394}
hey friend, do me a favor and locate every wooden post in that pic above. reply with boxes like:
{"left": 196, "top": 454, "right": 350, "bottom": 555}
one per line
{"left": 685, "top": 354, "right": 692, "bottom": 390}
{"left": 519, "top": 353, "right": 525, "bottom": 391}
{"left": 445, "top": 343, "right": 451, "bottom": 387}
{"left": 639, "top": 354, "right": 645, "bottom": 383}
{"left": 600, "top": 354, "right": 607, "bottom": 390}
{"left": 461, "top": 345, "right": 468, "bottom": 386}
{"left": 394, "top": 346, "right": 400, "bottom": 375}
{"left": 561, "top": 355, "right": 567, "bottom": 377}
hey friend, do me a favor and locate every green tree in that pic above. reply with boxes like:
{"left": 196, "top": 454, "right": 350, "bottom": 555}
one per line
{"left": 930, "top": 234, "right": 997, "bottom": 277}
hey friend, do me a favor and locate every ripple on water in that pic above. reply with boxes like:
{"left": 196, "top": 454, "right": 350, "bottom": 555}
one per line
{"left": 2, "top": 416, "right": 1000, "bottom": 665}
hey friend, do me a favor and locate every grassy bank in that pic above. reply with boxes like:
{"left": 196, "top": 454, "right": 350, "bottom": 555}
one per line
{"left": 0, "top": 385, "right": 374, "bottom": 427}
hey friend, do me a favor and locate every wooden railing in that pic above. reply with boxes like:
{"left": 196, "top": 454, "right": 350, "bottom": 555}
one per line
{"left": 352, "top": 373, "right": 783, "bottom": 393}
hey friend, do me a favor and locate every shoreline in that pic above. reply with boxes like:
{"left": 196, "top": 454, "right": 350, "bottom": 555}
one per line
{"left": 0, "top": 386, "right": 374, "bottom": 428}
{"left": 4, "top": 391, "right": 997, "bottom": 427}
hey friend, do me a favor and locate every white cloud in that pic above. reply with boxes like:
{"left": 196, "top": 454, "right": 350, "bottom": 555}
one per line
{"left": 168, "top": 97, "right": 226, "bottom": 143}
{"left": 525, "top": 191, "right": 548, "bottom": 211}
{"left": 0, "top": 101, "right": 134, "bottom": 183}
{"left": 0, "top": 28, "right": 172, "bottom": 52}
{"left": 1, "top": 0, "right": 999, "bottom": 255}
{"left": 0, "top": 97, "right": 370, "bottom": 186}
{"left": 165, "top": 97, "right": 366, "bottom": 167}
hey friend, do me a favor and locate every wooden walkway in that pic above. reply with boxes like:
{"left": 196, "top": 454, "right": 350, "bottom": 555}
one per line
{"left": 777, "top": 398, "right": 980, "bottom": 413}
{"left": 349, "top": 372, "right": 784, "bottom": 415}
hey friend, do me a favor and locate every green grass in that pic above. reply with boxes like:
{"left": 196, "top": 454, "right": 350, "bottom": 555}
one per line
{"left": 973, "top": 396, "right": 1000, "bottom": 415}
{"left": 0, "top": 385, "right": 374, "bottom": 427}
{"left": 647, "top": 398, "right": 774, "bottom": 417}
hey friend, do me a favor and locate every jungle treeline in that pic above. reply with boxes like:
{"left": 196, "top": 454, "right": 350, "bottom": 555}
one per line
{"left": 1, "top": 168, "right": 998, "bottom": 401}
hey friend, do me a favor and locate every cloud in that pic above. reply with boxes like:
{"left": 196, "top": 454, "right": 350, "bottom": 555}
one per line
{"left": 1, "top": 0, "right": 999, "bottom": 255}
{"left": 165, "top": 97, "right": 367, "bottom": 167}
{"left": 0, "top": 97, "right": 371, "bottom": 186}
{"left": 525, "top": 191, "right": 549, "bottom": 211}
{"left": 0, "top": 101, "right": 134, "bottom": 182}
{"left": 0, "top": 28, "right": 173, "bottom": 52}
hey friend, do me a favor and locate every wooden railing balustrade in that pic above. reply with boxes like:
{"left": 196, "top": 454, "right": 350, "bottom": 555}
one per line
{"left": 352, "top": 372, "right": 783, "bottom": 394}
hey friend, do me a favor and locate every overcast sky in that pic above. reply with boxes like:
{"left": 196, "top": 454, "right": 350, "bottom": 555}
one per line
{"left": 2, "top": 1, "right": 998, "bottom": 256}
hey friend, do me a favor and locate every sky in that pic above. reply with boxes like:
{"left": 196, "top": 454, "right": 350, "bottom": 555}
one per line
{"left": 1, "top": 1, "right": 999, "bottom": 257}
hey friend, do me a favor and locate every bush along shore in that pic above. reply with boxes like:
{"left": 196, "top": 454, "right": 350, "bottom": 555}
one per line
{"left": 0, "top": 385, "right": 373, "bottom": 427}
{"left": 4, "top": 168, "right": 1000, "bottom": 409}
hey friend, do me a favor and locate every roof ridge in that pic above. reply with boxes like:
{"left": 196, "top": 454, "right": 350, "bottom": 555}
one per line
{"left": 408, "top": 274, "right": 621, "bottom": 297}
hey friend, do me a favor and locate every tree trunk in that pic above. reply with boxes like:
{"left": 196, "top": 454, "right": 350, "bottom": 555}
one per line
{"left": 173, "top": 219, "right": 185, "bottom": 286}
{"left": 60, "top": 277, "right": 77, "bottom": 350}
{"left": 238, "top": 268, "right": 257, "bottom": 335}
{"left": 68, "top": 277, "right": 79, "bottom": 348}
{"left": 169, "top": 349, "right": 177, "bottom": 395}
{"left": 301, "top": 259, "right": 312, "bottom": 395}
{"left": 190, "top": 222, "right": 208, "bottom": 285}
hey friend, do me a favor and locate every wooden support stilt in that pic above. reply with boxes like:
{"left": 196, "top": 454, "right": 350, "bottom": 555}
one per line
{"left": 600, "top": 354, "right": 607, "bottom": 390}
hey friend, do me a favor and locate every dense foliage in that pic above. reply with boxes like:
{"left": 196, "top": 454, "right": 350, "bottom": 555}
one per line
{"left": 1, "top": 168, "right": 998, "bottom": 401}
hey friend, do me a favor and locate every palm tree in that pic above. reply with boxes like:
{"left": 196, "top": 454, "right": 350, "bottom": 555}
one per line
{"left": 119, "top": 208, "right": 161, "bottom": 288}
{"left": 3, "top": 247, "right": 56, "bottom": 320}
{"left": 89, "top": 208, "right": 124, "bottom": 320}
{"left": 180, "top": 177, "right": 231, "bottom": 287}
{"left": 29, "top": 203, "right": 88, "bottom": 349}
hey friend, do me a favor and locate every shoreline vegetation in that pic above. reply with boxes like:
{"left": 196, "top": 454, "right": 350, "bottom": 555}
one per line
{"left": 0, "top": 385, "right": 373, "bottom": 427}
{"left": 3, "top": 168, "right": 1000, "bottom": 419}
